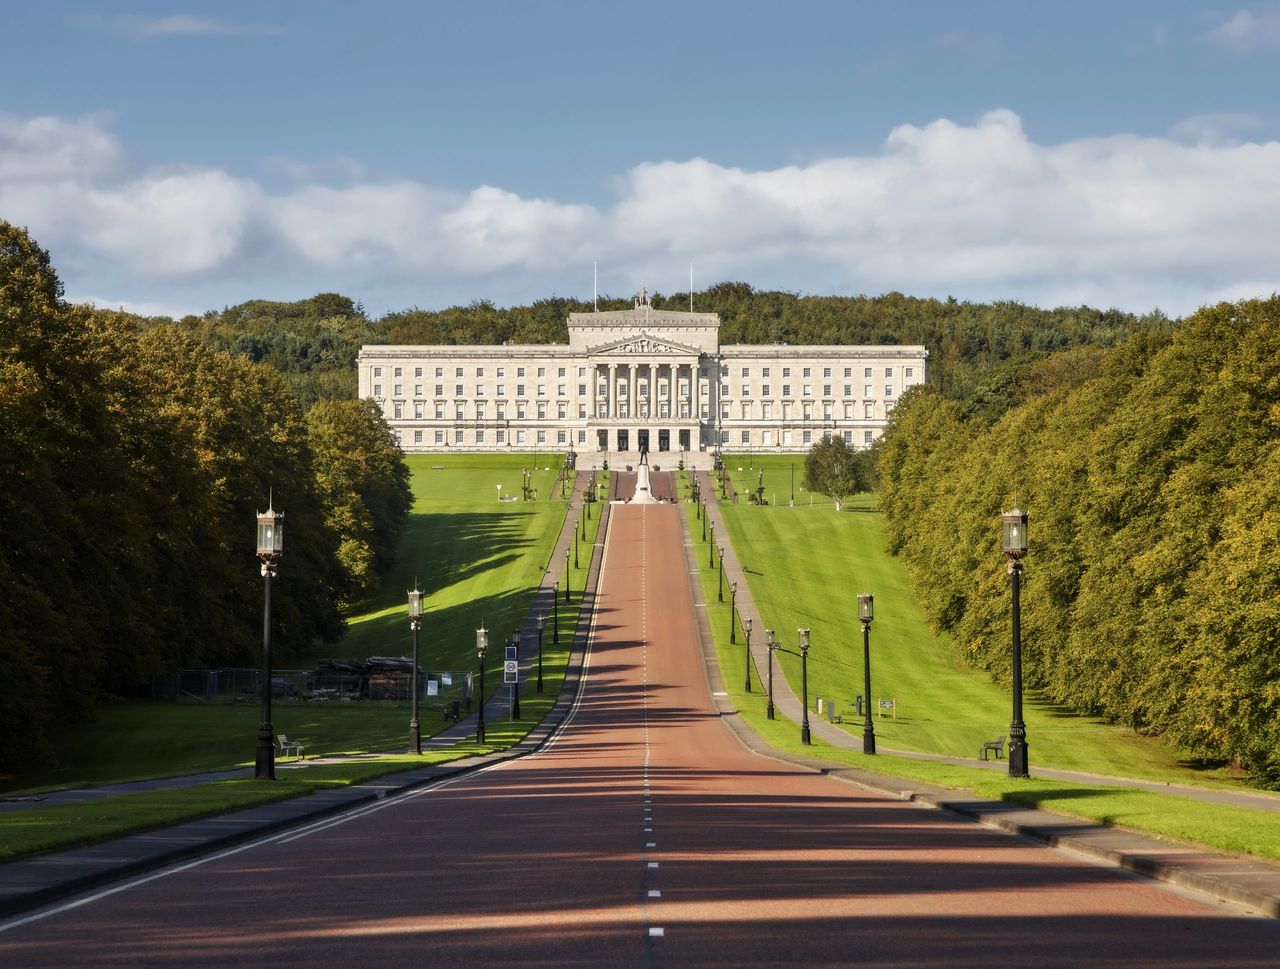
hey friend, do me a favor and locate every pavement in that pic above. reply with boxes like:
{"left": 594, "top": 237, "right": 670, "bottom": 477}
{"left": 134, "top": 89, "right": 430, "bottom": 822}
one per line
{"left": 2, "top": 472, "right": 1280, "bottom": 933}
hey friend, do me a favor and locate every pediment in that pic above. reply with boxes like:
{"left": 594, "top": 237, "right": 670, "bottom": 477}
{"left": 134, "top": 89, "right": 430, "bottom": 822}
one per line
{"left": 591, "top": 333, "right": 702, "bottom": 356}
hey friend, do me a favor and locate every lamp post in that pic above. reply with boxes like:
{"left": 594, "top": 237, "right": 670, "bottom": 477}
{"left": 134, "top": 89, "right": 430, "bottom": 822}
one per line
{"left": 858, "top": 593, "right": 875, "bottom": 755}
{"left": 702, "top": 502, "right": 707, "bottom": 540}
{"left": 708, "top": 519, "right": 715, "bottom": 563}
{"left": 510, "top": 629, "right": 521, "bottom": 720}
{"left": 254, "top": 500, "right": 284, "bottom": 781}
{"left": 790, "top": 463, "right": 795, "bottom": 505}
{"left": 766, "top": 628, "right": 776, "bottom": 719}
{"left": 799, "top": 627, "right": 811, "bottom": 744}
{"left": 743, "top": 617, "right": 753, "bottom": 692}
{"left": 536, "top": 612, "right": 546, "bottom": 692}
{"left": 1002, "top": 509, "right": 1030, "bottom": 778}
{"left": 475, "top": 626, "right": 488, "bottom": 744}
{"left": 564, "top": 547, "right": 571, "bottom": 601}
{"left": 407, "top": 586, "right": 423, "bottom": 755}
{"left": 729, "top": 580, "right": 737, "bottom": 641}
{"left": 717, "top": 548, "right": 725, "bottom": 602}
{"left": 553, "top": 582, "right": 560, "bottom": 644}
{"left": 574, "top": 519, "right": 580, "bottom": 568}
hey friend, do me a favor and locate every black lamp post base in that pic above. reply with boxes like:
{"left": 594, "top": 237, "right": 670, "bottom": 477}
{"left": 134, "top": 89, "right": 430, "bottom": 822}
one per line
{"left": 801, "top": 725, "right": 811, "bottom": 745}
{"left": 863, "top": 725, "right": 876, "bottom": 755}
{"left": 766, "top": 703, "right": 775, "bottom": 719}
{"left": 1008, "top": 738, "right": 1029, "bottom": 777}
{"left": 255, "top": 724, "right": 275, "bottom": 780}
{"left": 409, "top": 720, "right": 421, "bottom": 755}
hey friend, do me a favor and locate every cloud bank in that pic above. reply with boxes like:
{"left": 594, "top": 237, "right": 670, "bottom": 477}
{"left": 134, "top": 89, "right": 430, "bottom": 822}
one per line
{"left": 2, "top": 109, "right": 1278, "bottom": 316}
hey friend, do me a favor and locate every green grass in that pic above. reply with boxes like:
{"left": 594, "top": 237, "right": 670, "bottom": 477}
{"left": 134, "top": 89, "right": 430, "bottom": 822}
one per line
{"left": 2, "top": 454, "right": 593, "bottom": 794}
{"left": 707, "top": 457, "right": 1249, "bottom": 788}
{"left": 682, "top": 472, "right": 1280, "bottom": 862}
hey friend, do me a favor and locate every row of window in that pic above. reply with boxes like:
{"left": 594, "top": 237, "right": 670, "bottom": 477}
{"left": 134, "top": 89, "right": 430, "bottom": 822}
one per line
{"left": 373, "top": 364, "right": 917, "bottom": 382}
{"left": 374, "top": 381, "right": 898, "bottom": 402}
{"left": 394, "top": 427, "right": 877, "bottom": 448}
{"left": 722, "top": 365, "right": 913, "bottom": 380}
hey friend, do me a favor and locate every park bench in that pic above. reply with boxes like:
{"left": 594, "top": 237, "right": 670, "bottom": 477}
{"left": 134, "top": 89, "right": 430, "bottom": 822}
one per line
{"left": 277, "top": 734, "right": 306, "bottom": 760}
{"left": 443, "top": 699, "right": 461, "bottom": 722}
{"left": 981, "top": 735, "right": 1005, "bottom": 760}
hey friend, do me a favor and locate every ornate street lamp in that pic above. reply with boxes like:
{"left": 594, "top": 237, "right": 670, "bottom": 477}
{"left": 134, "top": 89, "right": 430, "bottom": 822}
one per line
{"left": 255, "top": 499, "right": 283, "bottom": 781}
{"left": 553, "top": 582, "right": 560, "bottom": 644}
{"left": 575, "top": 518, "right": 580, "bottom": 568}
{"left": 1002, "top": 509, "right": 1030, "bottom": 778}
{"left": 536, "top": 612, "right": 546, "bottom": 692}
{"left": 564, "top": 547, "right": 571, "bottom": 601}
{"left": 743, "top": 617, "right": 753, "bottom": 693}
{"left": 799, "top": 628, "right": 811, "bottom": 744}
{"left": 729, "top": 581, "right": 738, "bottom": 642}
{"left": 858, "top": 593, "right": 875, "bottom": 756}
{"left": 475, "top": 626, "right": 488, "bottom": 744}
{"left": 709, "top": 519, "right": 715, "bottom": 564}
{"left": 510, "top": 629, "right": 521, "bottom": 720}
{"left": 766, "top": 628, "right": 776, "bottom": 719}
{"left": 407, "top": 586, "right": 424, "bottom": 755}
{"left": 717, "top": 547, "right": 725, "bottom": 602}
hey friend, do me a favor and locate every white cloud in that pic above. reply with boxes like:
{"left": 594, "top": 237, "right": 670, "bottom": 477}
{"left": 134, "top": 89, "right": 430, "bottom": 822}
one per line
{"left": 5, "top": 109, "right": 1280, "bottom": 316}
{"left": 73, "top": 13, "right": 283, "bottom": 40}
{"left": 1203, "top": 7, "right": 1280, "bottom": 54}
{"left": 72, "top": 296, "right": 202, "bottom": 319}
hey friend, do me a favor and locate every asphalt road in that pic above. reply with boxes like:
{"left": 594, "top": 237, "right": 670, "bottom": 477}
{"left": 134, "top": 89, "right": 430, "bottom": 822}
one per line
{"left": 2, "top": 504, "right": 1277, "bottom": 967}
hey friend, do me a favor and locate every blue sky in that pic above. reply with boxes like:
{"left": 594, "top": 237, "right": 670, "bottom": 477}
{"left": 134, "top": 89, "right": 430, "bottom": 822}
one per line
{"left": 3, "top": 1, "right": 1279, "bottom": 318}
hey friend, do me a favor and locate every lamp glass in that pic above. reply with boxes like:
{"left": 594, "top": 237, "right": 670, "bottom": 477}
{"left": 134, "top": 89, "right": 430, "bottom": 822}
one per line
{"left": 256, "top": 508, "right": 284, "bottom": 556}
{"left": 476, "top": 627, "right": 488, "bottom": 657}
{"left": 858, "top": 593, "right": 874, "bottom": 622}
{"left": 407, "top": 589, "right": 422, "bottom": 619}
{"left": 1001, "top": 509, "right": 1029, "bottom": 557}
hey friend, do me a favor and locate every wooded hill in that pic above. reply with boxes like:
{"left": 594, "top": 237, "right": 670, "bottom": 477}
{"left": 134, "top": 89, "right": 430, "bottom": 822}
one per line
{"left": 877, "top": 297, "right": 1280, "bottom": 786}
{"left": 0, "top": 224, "right": 411, "bottom": 772}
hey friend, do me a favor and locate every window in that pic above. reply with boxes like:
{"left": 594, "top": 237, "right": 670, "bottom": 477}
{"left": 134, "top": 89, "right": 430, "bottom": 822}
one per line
{"left": 578, "top": 384, "right": 586, "bottom": 396}
{"left": 557, "top": 430, "right": 567, "bottom": 444}
{"left": 517, "top": 384, "right": 525, "bottom": 397}
{"left": 865, "top": 384, "right": 873, "bottom": 396}
{"left": 741, "top": 383, "right": 751, "bottom": 398}
{"left": 906, "top": 367, "right": 914, "bottom": 378}
{"left": 885, "top": 385, "right": 894, "bottom": 397}
{"left": 435, "top": 405, "right": 444, "bottom": 419}
{"left": 435, "top": 367, "right": 443, "bottom": 378}
{"left": 721, "top": 405, "right": 730, "bottom": 419}
{"left": 394, "top": 384, "right": 403, "bottom": 396}
{"left": 803, "top": 430, "right": 812, "bottom": 444}
{"left": 783, "top": 402, "right": 793, "bottom": 420}
{"left": 558, "top": 367, "right": 566, "bottom": 378}
{"left": 885, "top": 367, "right": 893, "bottom": 377}
{"left": 782, "top": 384, "right": 791, "bottom": 397}
{"left": 803, "top": 385, "right": 812, "bottom": 397}
{"left": 476, "top": 385, "right": 485, "bottom": 396}
{"left": 496, "top": 429, "right": 505, "bottom": 444}
{"left": 823, "top": 367, "right": 831, "bottom": 379}
{"left": 537, "top": 367, "right": 546, "bottom": 378}
{"left": 721, "top": 365, "right": 729, "bottom": 376}
{"left": 455, "top": 429, "right": 464, "bottom": 444}
{"left": 741, "top": 367, "right": 750, "bottom": 377}
{"left": 864, "top": 402, "right": 875, "bottom": 418}
{"left": 393, "top": 402, "right": 403, "bottom": 418}
{"left": 864, "top": 367, "right": 872, "bottom": 378}
{"left": 435, "top": 384, "right": 443, "bottom": 396}
{"left": 844, "top": 430, "right": 853, "bottom": 443}
{"left": 782, "top": 367, "right": 791, "bottom": 378}
{"left": 497, "top": 385, "right": 505, "bottom": 397}
{"left": 476, "top": 367, "right": 484, "bottom": 378}
{"left": 373, "top": 384, "right": 382, "bottom": 397}
{"left": 517, "top": 367, "right": 525, "bottom": 377}
{"left": 742, "top": 402, "right": 753, "bottom": 419}
{"left": 537, "top": 430, "right": 546, "bottom": 444}
{"left": 864, "top": 430, "right": 874, "bottom": 443}
{"left": 557, "top": 384, "right": 566, "bottom": 396}
{"left": 414, "top": 367, "right": 423, "bottom": 379}
{"left": 455, "top": 367, "right": 463, "bottom": 377}
{"left": 394, "top": 367, "right": 402, "bottom": 378}
{"left": 476, "top": 430, "right": 486, "bottom": 444}
{"left": 435, "top": 430, "right": 445, "bottom": 444}
{"left": 578, "top": 429, "right": 587, "bottom": 444}
{"left": 557, "top": 404, "right": 567, "bottom": 419}
{"left": 476, "top": 404, "right": 486, "bottom": 420}
{"left": 803, "top": 403, "right": 812, "bottom": 420}
{"left": 578, "top": 404, "right": 587, "bottom": 418}
{"left": 762, "top": 402, "right": 772, "bottom": 419}
{"left": 537, "top": 403, "right": 547, "bottom": 419}
{"left": 517, "top": 404, "right": 526, "bottom": 419}
{"left": 414, "top": 384, "right": 423, "bottom": 396}
{"left": 455, "top": 405, "right": 464, "bottom": 420}
{"left": 455, "top": 384, "right": 463, "bottom": 396}
{"left": 537, "top": 384, "right": 546, "bottom": 396}
{"left": 823, "top": 384, "right": 831, "bottom": 397}
{"left": 844, "top": 384, "right": 851, "bottom": 397}
{"left": 741, "top": 430, "right": 750, "bottom": 444}
{"left": 414, "top": 403, "right": 424, "bottom": 419}
{"left": 844, "top": 367, "right": 852, "bottom": 378}
{"left": 803, "top": 367, "right": 811, "bottom": 378}
{"left": 497, "top": 368, "right": 505, "bottom": 378}
{"left": 762, "top": 367, "right": 770, "bottom": 378}
{"left": 578, "top": 367, "right": 586, "bottom": 377}
{"left": 373, "top": 367, "right": 382, "bottom": 378}
{"left": 783, "top": 430, "right": 793, "bottom": 445}
{"left": 844, "top": 403, "right": 853, "bottom": 419}
{"left": 496, "top": 406, "right": 506, "bottom": 420}
{"left": 824, "top": 404, "right": 833, "bottom": 420}
{"left": 517, "top": 430, "right": 526, "bottom": 444}
{"left": 762, "top": 384, "right": 770, "bottom": 396}
{"left": 721, "top": 383, "right": 729, "bottom": 396}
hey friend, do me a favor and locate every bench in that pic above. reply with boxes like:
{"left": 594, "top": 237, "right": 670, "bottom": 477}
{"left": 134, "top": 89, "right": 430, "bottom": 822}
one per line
{"left": 443, "top": 699, "right": 461, "bottom": 722}
{"left": 277, "top": 734, "right": 305, "bottom": 760}
{"left": 981, "top": 735, "right": 1005, "bottom": 760}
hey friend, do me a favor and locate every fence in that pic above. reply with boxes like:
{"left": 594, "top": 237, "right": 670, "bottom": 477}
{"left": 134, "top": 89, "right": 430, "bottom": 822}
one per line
{"left": 152, "top": 668, "right": 476, "bottom": 709}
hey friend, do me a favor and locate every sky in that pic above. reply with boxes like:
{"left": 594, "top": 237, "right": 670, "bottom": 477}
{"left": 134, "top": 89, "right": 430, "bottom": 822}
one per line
{"left": 3, "top": 1, "right": 1280, "bottom": 319}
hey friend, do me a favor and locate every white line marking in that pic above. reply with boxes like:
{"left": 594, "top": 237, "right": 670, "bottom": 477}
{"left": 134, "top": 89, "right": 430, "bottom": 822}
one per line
{"left": 649, "top": 927, "right": 665, "bottom": 937}
{"left": 648, "top": 861, "right": 660, "bottom": 868}
{"left": 648, "top": 890, "right": 662, "bottom": 898}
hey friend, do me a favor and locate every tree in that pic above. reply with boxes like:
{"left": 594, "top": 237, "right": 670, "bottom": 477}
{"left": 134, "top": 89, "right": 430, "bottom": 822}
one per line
{"left": 803, "top": 436, "right": 869, "bottom": 512}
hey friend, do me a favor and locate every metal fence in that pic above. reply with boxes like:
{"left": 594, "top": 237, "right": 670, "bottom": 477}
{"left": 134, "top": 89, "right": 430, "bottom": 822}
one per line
{"left": 152, "top": 668, "right": 476, "bottom": 708}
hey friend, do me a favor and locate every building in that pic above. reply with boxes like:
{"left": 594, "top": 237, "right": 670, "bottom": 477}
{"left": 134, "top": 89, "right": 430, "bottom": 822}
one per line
{"left": 356, "top": 291, "right": 928, "bottom": 461}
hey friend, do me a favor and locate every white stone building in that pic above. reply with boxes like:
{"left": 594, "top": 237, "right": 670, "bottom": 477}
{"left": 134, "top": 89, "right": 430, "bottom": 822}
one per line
{"left": 356, "top": 293, "right": 928, "bottom": 463}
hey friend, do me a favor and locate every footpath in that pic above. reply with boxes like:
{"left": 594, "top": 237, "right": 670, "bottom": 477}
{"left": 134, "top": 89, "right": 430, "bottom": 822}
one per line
{"left": 691, "top": 471, "right": 1280, "bottom": 919}
{"left": 0, "top": 473, "right": 611, "bottom": 920}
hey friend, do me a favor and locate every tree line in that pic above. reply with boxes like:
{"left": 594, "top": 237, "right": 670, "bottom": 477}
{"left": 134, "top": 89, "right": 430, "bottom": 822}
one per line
{"left": 876, "top": 297, "right": 1280, "bottom": 785}
{"left": 0, "top": 224, "right": 411, "bottom": 772}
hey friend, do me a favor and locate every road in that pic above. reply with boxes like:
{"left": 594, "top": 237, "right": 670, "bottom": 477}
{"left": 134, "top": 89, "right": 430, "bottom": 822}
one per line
{"left": 2, "top": 504, "right": 1277, "bottom": 967}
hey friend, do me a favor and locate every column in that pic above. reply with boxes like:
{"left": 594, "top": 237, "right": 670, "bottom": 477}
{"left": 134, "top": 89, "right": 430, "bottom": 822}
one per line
{"left": 629, "top": 364, "right": 637, "bottom": 421}
{"left": 608, "top": 363, "right": 618, "bottom": 424}
{"left": 647, "top": 362, "right": 655, "bottom": 418}
{"left": 590, "top": 361, "right": 598, "bottom": 420}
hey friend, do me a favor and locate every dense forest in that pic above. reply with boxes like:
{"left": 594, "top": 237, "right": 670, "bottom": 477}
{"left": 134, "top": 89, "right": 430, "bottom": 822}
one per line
{"left": 877, "top": 298, "right": 1280, "bottom": 785}
{"left": 0, "top": 224, "right": 411, "bottom": 771}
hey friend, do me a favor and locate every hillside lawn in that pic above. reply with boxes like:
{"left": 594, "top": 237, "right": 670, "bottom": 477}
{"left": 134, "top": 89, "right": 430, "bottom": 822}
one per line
{"left": 2, "top": 454, "right": 594, "bottom": 794}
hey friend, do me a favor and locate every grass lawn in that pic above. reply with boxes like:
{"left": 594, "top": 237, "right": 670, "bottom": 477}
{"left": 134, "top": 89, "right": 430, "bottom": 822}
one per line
{"left": 682, "top": 481, "right": 1280, "bottom": 863}
{"left": 707, "top": 456, "right": 1250, "bottom": 788}
{"left": 2, "top": 453, "right": 591, "bottom": 794}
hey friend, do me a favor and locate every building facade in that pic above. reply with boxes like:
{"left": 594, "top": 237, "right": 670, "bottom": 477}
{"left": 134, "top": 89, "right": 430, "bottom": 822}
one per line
{"left": 357, "top": 293, "right": 928, "bottom": 455}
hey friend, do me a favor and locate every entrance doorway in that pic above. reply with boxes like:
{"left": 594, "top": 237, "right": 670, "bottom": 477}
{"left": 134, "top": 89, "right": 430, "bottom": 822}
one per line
{"left": 658, "top": 429, "right": 670, "bottom": 452}
{"left": 597, "top": 429, "right": 608, "bottom": 451}
{"left": 637, "top": 429, "right": 650, "bottom": 454}
{"left": 617, "top": 429, "right": 629, "bottom": 452}
{"left": 679, "top": 429, "right": 691, "bottom": 451}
